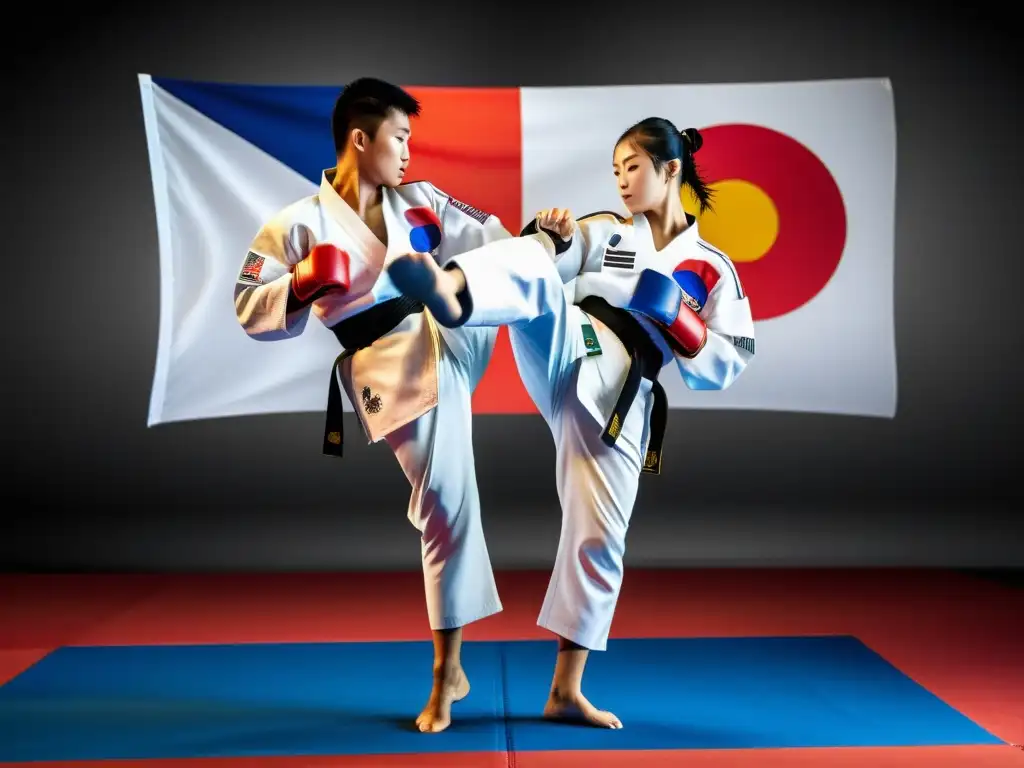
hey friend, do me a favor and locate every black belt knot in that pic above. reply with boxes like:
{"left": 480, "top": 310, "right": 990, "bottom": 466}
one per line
{"left": 577, "top": 296, "right": 669, "bottom": 476}
{"left": 322, "top": 296, "right": 425, "bottom": 457}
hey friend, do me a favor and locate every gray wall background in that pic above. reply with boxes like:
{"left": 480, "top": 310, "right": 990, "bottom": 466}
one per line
{"left": 3, "top": 1, "right": 1021, "bottom": 571}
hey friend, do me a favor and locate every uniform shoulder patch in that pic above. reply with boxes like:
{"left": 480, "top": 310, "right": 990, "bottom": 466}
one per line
{"left": 732, "top": 335, "right": 756, "bottom": 354}
{"left": 238, "top": 250, "right": 267, "bottom": 285}
{"left": 446, "top": 195, "right": 491, "bottom": 224}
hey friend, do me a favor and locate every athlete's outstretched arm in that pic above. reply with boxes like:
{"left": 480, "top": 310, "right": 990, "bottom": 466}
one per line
{"left": 520, "top": 211, "right": 621, "bottom": 283}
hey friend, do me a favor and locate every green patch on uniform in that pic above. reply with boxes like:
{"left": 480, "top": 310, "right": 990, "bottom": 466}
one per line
{"left": 581, "top": 323, "right": 602, "bottom": 356}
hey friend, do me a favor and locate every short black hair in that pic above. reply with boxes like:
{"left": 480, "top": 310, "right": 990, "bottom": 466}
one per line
{"left": 618, "top": 118, "right": 715, "bottom": 215}
{"left": 331, "top": 78, "right": 421, "bottom": 154}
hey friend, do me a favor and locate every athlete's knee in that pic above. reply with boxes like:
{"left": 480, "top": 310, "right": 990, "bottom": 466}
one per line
{"left": 512, "top": 246, "right": 567, "bottom": 318}
{"left": 409, "top": 480, "right": 479, "bottom": 549}
{"left": 575, "top": 535, "right": 625, "bottom": 593}
{"left": 538, "top": 254, "right": 568, "bottom": 305}
{"left": 571, "top": 487, "right": 630, "bottom": 539}
{"left": 420, "top": 491, "right": 463, "bottom": 557}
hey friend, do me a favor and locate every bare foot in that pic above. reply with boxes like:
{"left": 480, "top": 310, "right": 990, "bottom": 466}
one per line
{"left": 386, "top": 252, "right": 466, "bottom": 327}
{"left": 543, "top": 688, "right": 622, "bottom": 729}
{"left": 415, "top": 665, "right": 471, "bottom": 733}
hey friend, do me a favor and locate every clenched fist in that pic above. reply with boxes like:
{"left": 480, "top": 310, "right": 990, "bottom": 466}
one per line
{"left": 535, "top": 208, "right": 576, "bottom": 241}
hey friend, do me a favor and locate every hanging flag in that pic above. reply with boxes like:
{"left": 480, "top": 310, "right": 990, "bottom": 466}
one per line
{"left": 138, "top": 75, "right": 896, "bottom": 426}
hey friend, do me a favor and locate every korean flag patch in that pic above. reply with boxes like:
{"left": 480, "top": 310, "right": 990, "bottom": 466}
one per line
{"left": 405, "top": 207, "right": 443, "bottom": 253}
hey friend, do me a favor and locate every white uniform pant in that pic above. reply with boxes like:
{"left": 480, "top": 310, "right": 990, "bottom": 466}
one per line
{"left": 448, "top": 236, "right": 654, "bottom": 651}
{"left": 381, "top": 320, "right": 504, "bottom": 632}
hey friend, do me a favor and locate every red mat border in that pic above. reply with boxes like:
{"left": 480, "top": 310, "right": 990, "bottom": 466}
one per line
{"left": 1, "top": 569, "right": 1021, "bottom": 763}
{"left": 2, "top": 746, "right": 1024, "bottom": 768}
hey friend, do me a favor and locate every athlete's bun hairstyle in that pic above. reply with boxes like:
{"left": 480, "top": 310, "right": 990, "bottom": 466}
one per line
{"left": 680, "top": 127, "right": 703, "bottom": 153}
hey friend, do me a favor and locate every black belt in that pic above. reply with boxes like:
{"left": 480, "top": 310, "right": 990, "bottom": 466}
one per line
{"left": 577, "top": 296, "right": 668, "bottom": 475}
{"left": 322, "top": 296, "right": 425, "bottom": 457}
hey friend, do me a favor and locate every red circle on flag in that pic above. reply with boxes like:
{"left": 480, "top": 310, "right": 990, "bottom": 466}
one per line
{"left": 693, "top": 124, "right": 847, "bottom": 321}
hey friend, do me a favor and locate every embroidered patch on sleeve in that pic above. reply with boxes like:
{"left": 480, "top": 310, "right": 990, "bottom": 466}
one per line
{"left": 239, "top": 251, "right": 266, "bottom": 285}
{"left": 732, "top": 335, "right": 756, "bottom": 354}
{"left": 447, "top": 196, "right": 490, "bottom": 225}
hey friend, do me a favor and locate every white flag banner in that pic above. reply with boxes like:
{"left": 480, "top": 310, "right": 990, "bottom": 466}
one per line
{"left": 139, "top": 75, "right": 896, "bottom": 426}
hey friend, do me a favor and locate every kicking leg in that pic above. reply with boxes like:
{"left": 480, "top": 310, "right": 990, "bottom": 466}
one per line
{"left": 387, "top": 251, "right": 467, "bottom": 326}
{"left": 387, "top": 234, "right": 567, "bottom": 330}
{"left": 391, "top": 232, "right": 584, "bottom": 431}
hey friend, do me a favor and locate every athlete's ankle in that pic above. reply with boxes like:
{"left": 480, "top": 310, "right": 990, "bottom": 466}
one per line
{"left": 549, "top": 683, "right": 582, "bottom": 700}
{"left": 432, "top": 660, "right": 462, "bottom": 679}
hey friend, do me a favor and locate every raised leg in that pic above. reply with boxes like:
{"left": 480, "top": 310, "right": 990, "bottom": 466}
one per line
{"left": 387, "top": 234, "right": 568, "bottom": 330}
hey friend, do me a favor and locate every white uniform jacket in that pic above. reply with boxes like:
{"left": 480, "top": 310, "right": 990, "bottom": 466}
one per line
{"left": 234, "top": 169, "right": 511, "bottom": 443}
{"left": 551, "top": 210, "right": 756, "bottom": 392}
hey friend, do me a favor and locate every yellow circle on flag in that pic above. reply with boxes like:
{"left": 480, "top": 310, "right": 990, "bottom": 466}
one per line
{"left": 682, "top": 179, "right": 779, "bottom": 263}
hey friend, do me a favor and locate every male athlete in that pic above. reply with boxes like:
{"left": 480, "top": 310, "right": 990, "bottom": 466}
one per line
{"left": 234, "top": 77, "right": 521, "bottom": 733}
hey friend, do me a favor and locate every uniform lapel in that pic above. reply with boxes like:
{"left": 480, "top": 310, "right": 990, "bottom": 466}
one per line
{"left": 660, "top": 214, "right": 700, "bottom": 264}
{"left": 380, "top": 187, "right": 413, "bottom": 268}
{"left": 631, "top": 212, "right": 652, "bottom": 253}
{"left": 634, "top": 211, "right": 701, "bottom": 269}
{"left": 318, "top": 169, "right": 388, "bottom": 267}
